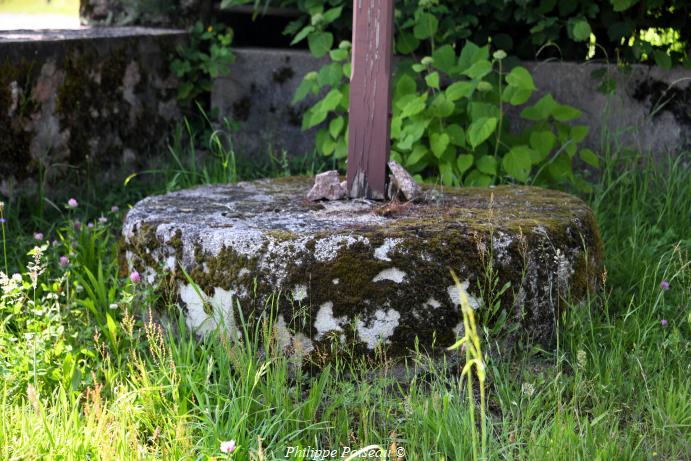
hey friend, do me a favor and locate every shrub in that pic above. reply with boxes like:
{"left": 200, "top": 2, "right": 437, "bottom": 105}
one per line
{"left": 294, "top": 40, "right": 597, "bottom": 189}
{"left": 224, "top": 0, "right": 689, "bottom": 67}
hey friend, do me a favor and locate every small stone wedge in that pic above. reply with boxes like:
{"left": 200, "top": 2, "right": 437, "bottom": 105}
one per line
{"left": 306, "top": 170, "right": 346, "bottom": 201}
{"left": 387, "top": 161, "right": 422, "bottom": 202}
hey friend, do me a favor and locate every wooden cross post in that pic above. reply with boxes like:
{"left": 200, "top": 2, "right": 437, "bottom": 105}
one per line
{"left": 346, "top": 0, "right": 395, "bottom": 200}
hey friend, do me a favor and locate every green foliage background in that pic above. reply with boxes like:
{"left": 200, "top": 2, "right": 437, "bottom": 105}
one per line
{"left": 223, "top": 0, "right": 690, "bottom": 67}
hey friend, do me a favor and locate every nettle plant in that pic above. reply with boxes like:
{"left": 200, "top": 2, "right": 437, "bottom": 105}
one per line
{"left": 170, "top": 21, "right": 235, "bottom": 106}
{"left": 284, "top": 0, "right": 347, "bottom": 58}
{"left": 294, "top": 40, "right": 599, "bottom": 189}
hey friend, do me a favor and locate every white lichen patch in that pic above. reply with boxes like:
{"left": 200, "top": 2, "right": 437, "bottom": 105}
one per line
{"left": 424, "top": 297, "right": 441, "bottom": 309}
{"left": 292, "top": 333, "right": 315, "bottom": 356}
{"left": 372, "top": 268, "right": 407, "bottom": 283}
{"left": 179, "top": 283, "right": 237, "bottom": 337}
{"left": 314, "top": 235, "right": 369, "bottom": 263}
{"left": 274, "top": 315, "right": 314, "bottom": 357}
{"left": 374, "top": 238, "right": 402, "bottom": 261}
{"left": 492, "top": 231, "right": 513, "bottom": 263}
{"left": 165, "top": 255, "right": 176, "bottom": 271}
{"left": 447, "top": 282, "right": 481, "bottom": 310}
{"left": 259, "top": 236, "right": 310, "bottom": 286}
{"left": 274, "top": 314, "right": 292, "bottom": 351}
{"left": 292, "top": 284, "right": 308, "bottom": 302}
{"left": 314, "top": 302, "right": 345, "bottom": 340}
{"left": 356, "top": 309, "right": 401, "bottom": 349}
{"left": 144, "top": 266, "right": 157, "bottom": 284}
{"left": 554, "top": 248, "right": 574, "bottom": 286}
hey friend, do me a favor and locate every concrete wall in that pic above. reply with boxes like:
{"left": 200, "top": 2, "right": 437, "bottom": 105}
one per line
{"left": 213, "top": 48, "right": 691, "bottom": 160}
{"left": 1, "top": 36, "right": 688, "bottom": 199}
{"left": 0, "top": 28, "right": 185, "bottom": 198}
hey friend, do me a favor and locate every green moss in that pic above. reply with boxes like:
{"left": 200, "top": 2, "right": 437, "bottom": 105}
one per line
{"left": 0, "top": 58, "right": 40, "bottom": 182}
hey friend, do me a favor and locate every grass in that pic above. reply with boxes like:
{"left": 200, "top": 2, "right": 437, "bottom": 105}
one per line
{"left": 0, "top": 0, "right": 78, "bottom": 15}
{"left": 0, "top": 135, "right": 688, "bottom": 459}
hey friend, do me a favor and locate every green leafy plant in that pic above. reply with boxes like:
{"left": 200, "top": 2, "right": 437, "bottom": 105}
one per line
{"left": 284, "top": 0, "right": 346, "bottom": 58}
{"left": 294, "top": 40, "right": 597, "bottom": 189}
{"left": 170, "top": 21, "right": 236, "bottom": 106}
{"left": 281, "top": 0, "right": 689, "bottom": 67}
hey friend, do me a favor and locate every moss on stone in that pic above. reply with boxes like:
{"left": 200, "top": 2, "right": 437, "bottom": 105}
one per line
{"left": 0, "top": 58, "right": 40, "bottom": 182}
{"left": 122, "top": 178, "right": 604, "bottom": 357}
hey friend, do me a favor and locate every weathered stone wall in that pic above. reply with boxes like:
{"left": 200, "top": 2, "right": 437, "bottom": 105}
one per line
{"left": 80, "top": 0, "right": 212, "bottom": 27}
{"left": 0, "top": 28, "right": 185, "bottom": 198}
{"left": 213, "top": 48, "right": 691, "bottom": 160}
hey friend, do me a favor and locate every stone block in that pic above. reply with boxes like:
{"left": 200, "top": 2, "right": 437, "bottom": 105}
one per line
{"left": 0, "top": 27, "right": 186, "bottom": 198}
{"left": 123, "top": 177, "right": 604, "bottom": 356}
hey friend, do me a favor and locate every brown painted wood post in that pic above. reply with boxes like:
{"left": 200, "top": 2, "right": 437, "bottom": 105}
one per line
{"left": 346, "top": 0, "right": 394, "bottom": 200}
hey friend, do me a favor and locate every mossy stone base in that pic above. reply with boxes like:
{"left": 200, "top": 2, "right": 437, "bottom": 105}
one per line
{"left": 123, "top": 177, "right": 603, "bottom": 356}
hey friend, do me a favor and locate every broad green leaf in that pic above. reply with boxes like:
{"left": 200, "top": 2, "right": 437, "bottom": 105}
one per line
{"left": 302, "top": 89, "right": 342, "bottom": 129}
{"left": 321, "top": 136, "right": 336, "bottom": 155}
{"left": 432, "top": 45, "right": 456, "bottom": 73}
{"left": 529, "top": 130, "right": 556, "bottom": 162}
{"left": 316, "top": 129, "right": 329, "bottom": 154}
{"left": 579, "top": 148, "right": 600, "bottom": 168}
{"left": 505, "top": 66, "right": 536, "bottom": 90}
{"left": 291, "top": 25, "right": 314, "bottom": 45}
{"left": 329, "top": 48, "right": 349, "bottom": 62}
{"left": 439, "top": 163, "right": 455, "bottom": 186}
{"left": 430, "top": 132, "right": 450, "bottom": 158}
{"left": 548, "top": 152, "right": 573, "bottom": 181}
{"left": 502, "top": 146, "right": 533, "bottom": 182}
{"left": 466, "top": 170, "right": 493, "bottom": 187}
{"left": 447, "top": 124, "right": 466, "bottom": 146}
{"left": 391, "top": 115, "right": 403, "bottom": 139}
{"left": 395, "top": 94, "right": 416, "bottom": 111}
{"left": 425, "top": 71, "right": 440, "bottom": 89}
{"left": 501, "top": 85, "right": 532, "bottom": 105}
{"left": 446, "top": 81, "right": 476, "bottom": 101}
{"left": 552, "top": 104, "right": 582, "bottom": 121}
{"left": 470, "top": 102, "right": 499, "bottom": 120}
{"left": 412, "top": 63, "right": 426, "bottom": 73}
{"left": 401, "top": 94, "right": 428, "bottom": 118}
{"left": 317, "top": 63, "right": 343, "bottom": 87}
{"left": 329, "top": 116, "right": 344, "bottom": 138}
{"left": 406, "top": 144, "right": 429, "bottom": 167}
{"left": 570, "top": 125, "right": 589, "bottom": 142}
{"left": 322, "top": 6, "right": 343, "bottom": 23}
{"left": 476, "top": 155, "right": 497, "bottom": 175}
{"left": 611, "top": 0, "right": 638, "bottom": 12}
{"left": 457, "top": 41, "right": 488, "bottom": 73}
{"left": 463, "top": 60, "right": 492, "bottom": 79}
{"left": 397, "top": 32, "right": 420, "bottom": 54}
{"left": 569, "top": 18, "right": 592, "bottom": 42}
{"left": 414, "top": 12, "right": 439, "bottom": 40}
{"left": 429, "top": 94, "right": 455, "bottom": 117}
{"left": 395, "top": 74, "right": 418, "bottom": 98}
{"left": 477, "top": 81, "right": 493, "bottom": 92}
{"left": 308, "top": 31, "right": 333, "bottom": 58}
{"left": 334, "top": 137, "right": 348, "bottom": 158}
{"left": 520, "top": 94, "right": 558, "bottom": 121}
{"left": 457, "top": 154, "right": 474, "bottom": 173}
{"left": 292, "top": 77, "right": 315, "bottom": 104}
{"left": 467, "top": 117, "right": 498, "bottom": 149}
